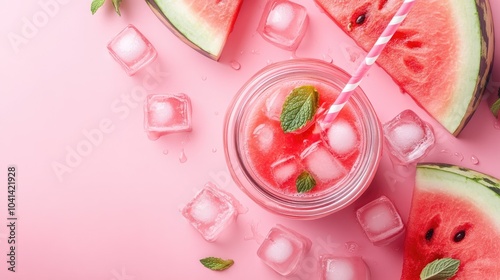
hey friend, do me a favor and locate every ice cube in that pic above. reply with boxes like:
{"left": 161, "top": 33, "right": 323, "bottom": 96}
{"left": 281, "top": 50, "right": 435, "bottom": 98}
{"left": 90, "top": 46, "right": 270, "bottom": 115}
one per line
{"left": 257, "top": 224, "right": 311, "bottom": 276}
{"left": 383, "top": 110, "right": 435, "bottom": 163}
{"left": 356, "top": 196, "right": 405, "bottom": 246}
{"left": 320, "top": 255, "right": 370, "bottom": 280}
{"left": 257, "top": 0, "right": 309, "bottom": 51}
{"left": 265, "top": 88, "right": 288, "bottom": 121}
{"left": 271, "top": 155, "right": 301, "bottom": 185}
{"left": 144, "top": 93, "right": 192, "bottom": 140}
{"left": 301, "top": 141, "right": 347, "bottom": 185}
{"left": 253, "top": 123, "right": 274, "bottom": 152}
{"left": 107, "top": 24, "right": 157, "bottom": 76}
{"left": 325, "top": 120, "right": 359, "bottom": 157}
{"left": 181, "top": 182, "right": 244, "bottom": 242}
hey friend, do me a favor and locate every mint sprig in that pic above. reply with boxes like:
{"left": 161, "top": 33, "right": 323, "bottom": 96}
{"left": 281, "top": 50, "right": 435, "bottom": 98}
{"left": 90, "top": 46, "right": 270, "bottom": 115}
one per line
{"left": 200, "top": 257, "right": 234, "bottom": 271}
{"left": 280, "top": 85, "right": 319, "bottom": 133}
{"left": 91, "top": 0, "right": 122, "bottom": 15}
{"left": 296, "top": 171, "right": 316, "bottom": 193}
{"left": 420, "top": 258, "right": 460, "bottom": 280}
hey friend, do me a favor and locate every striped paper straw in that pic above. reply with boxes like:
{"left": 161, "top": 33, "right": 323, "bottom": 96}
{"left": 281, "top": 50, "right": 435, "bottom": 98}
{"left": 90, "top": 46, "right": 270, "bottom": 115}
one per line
{"left": 321, "top": 0, "right": 416, "bottom": 128}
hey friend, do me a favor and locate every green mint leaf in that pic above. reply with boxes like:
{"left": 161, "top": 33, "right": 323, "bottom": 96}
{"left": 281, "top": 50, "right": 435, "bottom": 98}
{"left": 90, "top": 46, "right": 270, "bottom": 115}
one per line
{"left": 200, "top": 257, "right": 234, "bottom": 271}
{"left": 490, "top": 98, "right": 500, "bottom": 118}
{"left": 280, "top": 85, "right": 319, "bottom": 133}
{"left": 420, "top": 258, "right": 460, "bottom": 280}
{"left": 296, "top": 171, "right": 316, "bottom": 193}
{"left": 112, "top": 0, "right": 122, "bottom": 16}
{"left": 90, "top": 0, "right": 105, "bottom": 15}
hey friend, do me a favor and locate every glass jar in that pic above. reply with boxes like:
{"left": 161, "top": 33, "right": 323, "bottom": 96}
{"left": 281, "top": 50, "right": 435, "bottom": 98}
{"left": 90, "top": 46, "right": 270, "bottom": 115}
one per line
{"left": 224, "top": 59, "right": 382, "bottom": 219}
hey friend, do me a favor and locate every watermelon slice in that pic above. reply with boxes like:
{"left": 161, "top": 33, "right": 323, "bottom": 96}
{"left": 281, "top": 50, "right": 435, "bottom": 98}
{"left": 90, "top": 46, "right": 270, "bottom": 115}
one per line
{"left": 314, "top": 0, "right": 494, "bottom": 135}
{"left": 145, "top": 0, "right": 243, "bottom": 60}
{"left": 401, "top": 163, "right": 500, "bottom": 279}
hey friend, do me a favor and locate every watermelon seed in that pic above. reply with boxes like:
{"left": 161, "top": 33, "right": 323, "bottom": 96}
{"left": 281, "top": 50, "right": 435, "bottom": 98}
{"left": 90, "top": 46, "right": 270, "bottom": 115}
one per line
{"left": 355, "top": 14, "right": 366, "bottom": 25}
{"left": 425, "top": 228, "right": 434, "bottom": 241}
{"left": 453, "top": 230, "right": 466, "bottom": 243}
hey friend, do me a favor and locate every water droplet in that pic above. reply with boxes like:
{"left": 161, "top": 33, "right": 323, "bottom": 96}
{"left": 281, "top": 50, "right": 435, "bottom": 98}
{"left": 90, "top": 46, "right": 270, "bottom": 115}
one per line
{"left": 230, "top": 60, "right": 241, "bottom": 70}
{"left": 471, "top": 155, "right": 479, "bottom": 165}
{"left": 211, "top": 148, "right": 217, "bottom": 153}
{"left": 266, "top": 59, "right": 273, "bottom": 65}
{"left": 201, "top": 75, "right": 207, "bottom": 81}
{"left": 453, "top": 152, "right": 464, "bottom": 162}
{"left": 345, "top": 241, "right": 359, "bottom": 253}
{"left": 251, "top": 49, "right": 260, "bottom": 55}
{"left": 163, "top": 149, "right": 169, "bottom": 155}
{"left": 214, "top": 111, "right": 219, "bottom": 116}
{"left": 244, "top": 221, "right": 265, "bottom": 245}
{"left": 179, "top": 149, "right": 187, "bottom": 163}
{"left": 322, "top": 54, "right": 333, "bottom": 63}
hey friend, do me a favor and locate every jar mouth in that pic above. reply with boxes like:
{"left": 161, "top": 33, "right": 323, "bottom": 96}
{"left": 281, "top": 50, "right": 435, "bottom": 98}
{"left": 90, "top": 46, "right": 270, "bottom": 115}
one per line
{"left": 224, "top": 59, "right": 382, "bottom": 219}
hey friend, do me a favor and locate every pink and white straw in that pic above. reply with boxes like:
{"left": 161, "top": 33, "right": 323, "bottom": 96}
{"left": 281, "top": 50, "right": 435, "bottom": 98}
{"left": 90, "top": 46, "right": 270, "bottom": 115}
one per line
{"left": 321, "top": 0, "right": 416, "bottom": 127}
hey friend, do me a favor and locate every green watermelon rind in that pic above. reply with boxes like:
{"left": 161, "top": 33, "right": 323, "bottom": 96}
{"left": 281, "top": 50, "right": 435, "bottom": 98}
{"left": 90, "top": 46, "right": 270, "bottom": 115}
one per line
{"left": 146, "top": 0, "right": 241, "bottom": 60}
{"left": 416, "top": 163, "right": 500, "bottom": 228}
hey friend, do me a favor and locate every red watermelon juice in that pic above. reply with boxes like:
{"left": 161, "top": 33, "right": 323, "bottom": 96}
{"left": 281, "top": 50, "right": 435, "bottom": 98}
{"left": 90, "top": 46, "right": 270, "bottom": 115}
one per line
{"left": 224, "top": 59, "right": 382, "bottom": 219}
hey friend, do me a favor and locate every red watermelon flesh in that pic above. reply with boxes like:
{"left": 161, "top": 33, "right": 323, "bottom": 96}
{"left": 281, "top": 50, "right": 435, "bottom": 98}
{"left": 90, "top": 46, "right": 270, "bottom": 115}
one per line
{"left": 146, "top": 0, "right": 243, "bottom": 60}
{"left": 314, "top": 0, "right": 494, "bottom": 135}
{"left": 401, "top": 163, "right": 500, "bottom": 279}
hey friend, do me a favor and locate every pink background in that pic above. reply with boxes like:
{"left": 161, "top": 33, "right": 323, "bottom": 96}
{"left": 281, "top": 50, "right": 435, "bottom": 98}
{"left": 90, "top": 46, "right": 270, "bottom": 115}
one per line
{"left": 1, "top": 0, "right": 500, "bottom": 279}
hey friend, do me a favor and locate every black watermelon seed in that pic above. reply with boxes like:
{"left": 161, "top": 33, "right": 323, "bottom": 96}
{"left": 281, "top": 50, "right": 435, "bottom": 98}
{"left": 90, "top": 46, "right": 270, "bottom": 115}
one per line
{"left": 356, "top": 14, "right": 366, "bottom": 25}
{"left": 425, "top": 228, "right": 434, "bottom": 241}
{"left": 453, "top": 230, "right": 466, "bottom": 242}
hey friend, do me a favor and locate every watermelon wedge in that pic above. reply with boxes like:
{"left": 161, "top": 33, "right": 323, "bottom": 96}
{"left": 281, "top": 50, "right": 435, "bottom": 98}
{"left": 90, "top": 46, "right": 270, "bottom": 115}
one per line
{"left": 145, "top": 0, "right": 243, "bottom": 60}
{"left": 314, "top": 0, "right": 494, "bottom": 135}
{"left": 401, "top": 163, "right": 500, "bottom": 279}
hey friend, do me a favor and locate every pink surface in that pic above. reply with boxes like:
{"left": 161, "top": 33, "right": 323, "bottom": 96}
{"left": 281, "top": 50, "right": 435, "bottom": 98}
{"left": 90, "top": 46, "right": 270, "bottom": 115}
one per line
{"left": 1, "top": 1, "right": 500, "bottom": 279}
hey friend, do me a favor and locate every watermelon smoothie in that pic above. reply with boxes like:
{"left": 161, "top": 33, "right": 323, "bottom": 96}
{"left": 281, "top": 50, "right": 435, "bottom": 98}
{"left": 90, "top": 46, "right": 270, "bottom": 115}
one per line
{"left": 224, "top": 59, "right": 382, "bottom": 219}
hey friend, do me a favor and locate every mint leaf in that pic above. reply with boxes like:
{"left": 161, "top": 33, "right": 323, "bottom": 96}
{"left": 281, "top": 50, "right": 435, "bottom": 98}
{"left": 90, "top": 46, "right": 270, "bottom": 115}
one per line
{"left": 200, "top": 257, "right": 234, "bottom": 271}
{"left": 90, "top": 0, "right": 105, "bottom": 15}
{"left": 490, "top": 98, "right": 500, "bottom": 118}
{"left": 112, "top": 0, "right": 122, "bottom": 16}
{"left": 296, "top": 171, "right": 316, "bottom": 193}
{"left": 280, "top": 85, "right": 319, "bottom": 133}
{"left": 420, "top": 258, "right": 460, "bottom": 280}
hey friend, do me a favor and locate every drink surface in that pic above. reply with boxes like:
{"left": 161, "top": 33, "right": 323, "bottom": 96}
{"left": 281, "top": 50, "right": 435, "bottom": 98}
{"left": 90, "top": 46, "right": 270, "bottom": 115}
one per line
{"left": 243, "top": 79, "right": 362, "bottom": 196}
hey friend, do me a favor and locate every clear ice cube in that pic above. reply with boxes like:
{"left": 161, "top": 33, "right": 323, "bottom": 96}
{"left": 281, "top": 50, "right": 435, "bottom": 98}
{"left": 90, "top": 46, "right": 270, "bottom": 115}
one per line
{"left": 253, "top": 123, "right": 274, "bottom": 153}
{"left": 383, "top": 110, "right": 435, "bottom": 164}
{"left": 107, "top": 24, "right": 157, "bottom": 76}
{"left": 265, "top": 87, "right": 288, "bottom": 121}
{"left": 257, "top": 0, "right": 309, "bottom": 51}
{"left": 181, "top": 182, "right": 244, "bottom": 242}
{"left": 301, "top": 141, "right": 347, "bottom": 185}
{"left": 257, "top": 224, "right": 311, "bottom": 276}
{"left": 271, "top": 155, "right": 302, "bottom": 185}
{"left": 320, "top": 255, "right": 370, "bottom": 280}
{"left": 144, "top": 93, "right": 192, "bottom": 140}
{"left": 325, "top": 119, "right": 359, "bottom": 157}
{"left": 356, "top": 196, "right": 405, "bottom": 246}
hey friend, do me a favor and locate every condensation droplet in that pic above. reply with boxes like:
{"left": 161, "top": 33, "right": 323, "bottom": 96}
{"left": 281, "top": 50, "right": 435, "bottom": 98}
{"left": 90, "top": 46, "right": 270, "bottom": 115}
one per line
{"left": 453, "top": 152, "right": 464, "bottom": 162}
{"left": 201, "top": 75, "right": 207, "bottom": 81}
{"left": 345, "top": 241, "right": 359, "bottom": 253}
{"left": 214, "top": 111, "right": 219, "bottom": 116}
{"left": 322, "top": 54, "right": 333, "bottom": 63}
{"left": 230, "top": 60, "right": 241, "bottom": 70}
{"left": 163, "top": 149, "right": 169, "bottom": 155}
{"left": 251, "top": 49, "right": 260, "bottom": 55}
{"left": 211, "top": 148, "right": 217, "bottom": 153}
{"left": 266, "top": 59, "right": 273, "bottom": 65}
{"left": 471, "top": 155, "right": 479, "bottom": 165}
{"left": 179, "top": 149, "right": 187, "bottom": 163}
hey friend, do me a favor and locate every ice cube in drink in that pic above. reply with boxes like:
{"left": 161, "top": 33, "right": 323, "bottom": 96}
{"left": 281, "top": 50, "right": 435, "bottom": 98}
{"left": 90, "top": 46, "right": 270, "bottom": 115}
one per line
{"left": 107, "top": 24, "right": 157, "bottom": 76}
{"left": 257, "top": 224, "right": 311, "bottom": 276}
{"left": 253, "top": 123, "right": 275, "bottom": 153}
{"left": 257, "top": 0, "right": 309, "bottom": 51}
{"left": 301, "top": 141, "right": 347, "bottom": 186}
{"left": 324, "top": 119, "right": 360, "bottom": 157}
{"left": 144, "top": 93, "right": 192, "bottom": 140}
{"left": 319, "top": 255, "right": 370, "bottom": 280}
{"left": 383, "top": 110, "right": 435, "bottom": 164}
{"left": 356, "top": 196, "right": 405, "bottom": 246}
{"left": 271, "top": 155, "right": 302, "bottom": 186}
{"left": 181, "top": 182, "right": 244, "bottom": 242}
